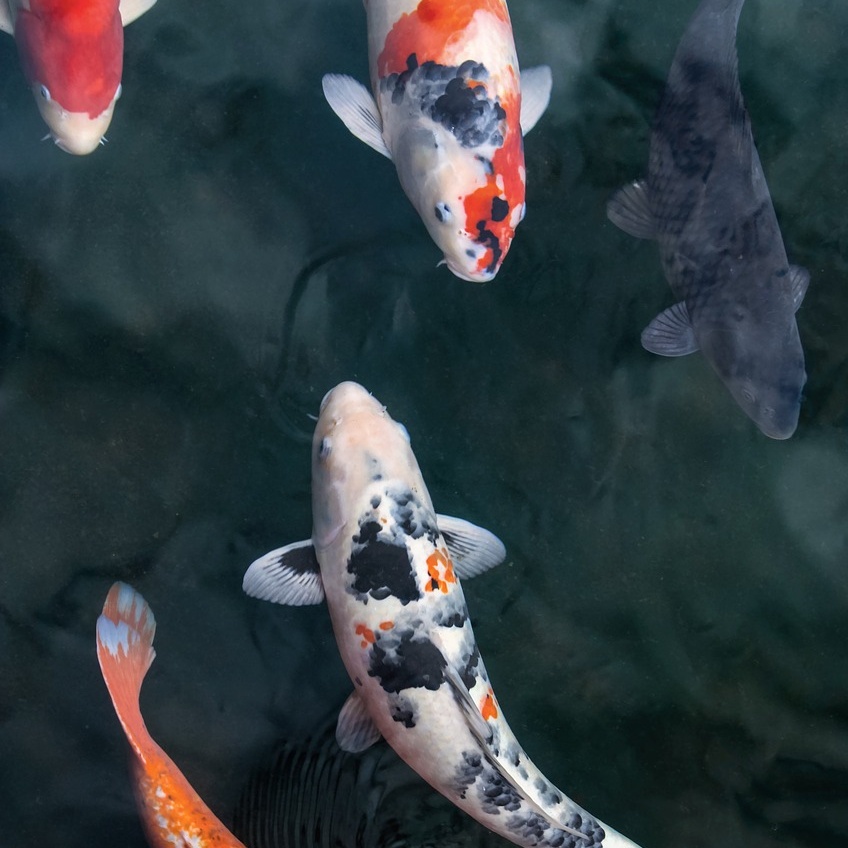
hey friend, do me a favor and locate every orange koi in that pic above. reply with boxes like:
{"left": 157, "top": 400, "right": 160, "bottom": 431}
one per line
{"left": 96, "top": 582, "right": 246, "bottom": 848}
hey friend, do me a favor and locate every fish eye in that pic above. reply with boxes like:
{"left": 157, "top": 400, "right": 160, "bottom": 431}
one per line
{"left": 434, "top": 202, "right": 452, "bottom": 223}
{"left": 396, "top": 422, "right": 411, "bottom": 444}
{"left": 39, "top": 85, "right": 51, "bottom": 102}
{"left": 318, "top": 437, "right": 332, "bottom": 459}
{"left": 741, "top": 388, "right": 756, "bottom": 405}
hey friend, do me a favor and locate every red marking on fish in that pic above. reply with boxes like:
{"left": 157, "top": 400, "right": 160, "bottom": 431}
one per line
{"left": 481, "top": 689, "right": 498, "bottom": 721}
{"left": 96, "top": 583, "right": 246, "bottom": 847}
{"left": 356, "top": 622, "right": 377, "bottom": 647}
{"left": 425, "top": 547, "right": 457, "bottom": 594}
{"left": 378, "top": 0, "right": 511, "bottom": 76}
{"left": 15, "top": 0, "right": 123, "bottom": 117}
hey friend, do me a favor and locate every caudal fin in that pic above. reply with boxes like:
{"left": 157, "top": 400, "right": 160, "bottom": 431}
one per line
{"left": 96, "top": 582, "right": 157, "bottom": 757}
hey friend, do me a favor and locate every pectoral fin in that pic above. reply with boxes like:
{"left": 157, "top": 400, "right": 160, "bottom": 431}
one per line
{"left": 437, "top": 515, "right": 506, "bottom": 579}
{"left": 242, "top": 540, "right": 325, "bottom": 606}
{"left": 519, "top": 66, "right": 553, "bottom": 135}
{"left": 641, "top": 302, "right": 699, "bottom": 356}
{"left": 789, "top": 265, "right": 809, "bottom": 312}
{"left": 0, "top": 5, "right": 13, "bottom": 34}
{"left": 606, "top": 180, "right": 657, "bottom": 240}
{"left": 321, "top": 74, "right": 392, "bottom": 159}
{"left": 336, "top": 690, "right": 382, "bottom": 753}
{"left": 120, "top": 0, "right": 158, "bottom": 26}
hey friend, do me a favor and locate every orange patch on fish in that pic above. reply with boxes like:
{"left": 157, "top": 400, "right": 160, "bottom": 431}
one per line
{"left": 461, "top": 86, "right": 524, "bottom": 276}
{"left": 425, "top": 547, "right": 456, "bottom": 593}
{"left": 377, "top": 0, "right": 511, "bottom": 76}
{"left": 379, "top": 620, "right": 394, "bottom": 631}
{"left": 481, "top": 689, "right": 498, "bottom": 721}
{"left": 355, "top": 623, "right": 376, "bottom": 648}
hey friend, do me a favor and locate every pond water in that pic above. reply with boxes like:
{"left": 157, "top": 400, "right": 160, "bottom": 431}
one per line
{"left": 1, "top": 0, "right": 847, "bottom": 846}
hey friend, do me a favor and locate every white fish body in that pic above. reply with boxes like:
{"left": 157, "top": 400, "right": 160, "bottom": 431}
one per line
{"left": 321, "top": 0, "right": 552, "bottom": 282}
{"left": 244, "top": 382, "right": 641, "bottom": 848}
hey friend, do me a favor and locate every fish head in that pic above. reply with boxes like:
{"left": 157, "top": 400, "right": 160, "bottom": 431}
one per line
{"left": 699, "top": 308, "right": 806, "bottom": 439}
{"left": 312, "top": 382, "right": 418, "bottom": 550}
{"left": 14, "top": 4, "right": 124, "bottom": 154}
{"left": 393, "top": 124, "right": 525, "bottom": 283}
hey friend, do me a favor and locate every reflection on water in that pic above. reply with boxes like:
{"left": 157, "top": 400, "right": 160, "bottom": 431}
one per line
{"left": 0, "top": 0, "right": 847, "bottom": 846}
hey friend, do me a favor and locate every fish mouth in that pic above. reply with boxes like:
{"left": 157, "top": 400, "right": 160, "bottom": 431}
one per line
{"left": 36, "top": 94, "right": 116, "bottom": 156}
{"left": 441, "top": 256, "right": 496, "bottom": 284}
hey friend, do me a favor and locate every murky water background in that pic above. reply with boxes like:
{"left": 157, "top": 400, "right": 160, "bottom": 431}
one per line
{"left": 1, "top": 0, "right": 847, "bottom": 845}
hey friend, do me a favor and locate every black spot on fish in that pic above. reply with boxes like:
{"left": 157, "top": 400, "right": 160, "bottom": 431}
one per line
{"left": 480, "top": 770, "right": 523, "bottom": 813}
{"left": 453, "top": 751, "right": 484, "bottom": 798}
{"left": 476, "top": 154, "right": 494, "bottom": 174}
{"left": 491, "top": 196, "right": 509, "bottom": 222}
{"left": 370, "top": 495, "right": 381, "bottom": 509}
{"left": 381, "top": 59, "right": 506, "bottom": 149}
{"left": 390, "top": 700, "right": 416, "bottom": 728}
{"left": 369, "top": 631, "right": 446, "bottom": 693}
{"left": 435, "top": 609, "right": 467, "bottom": 628}
{"left": 460, "top": 645, "right": 480, "bottom": 690}
{"left": 348, "top": 521, "right": 419, "bottom": 604}
{"left": 475, "top": 223, "right": 502, "bottom": 274}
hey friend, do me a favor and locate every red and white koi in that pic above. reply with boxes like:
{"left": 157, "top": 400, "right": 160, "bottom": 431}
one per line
{"left": 0, "top": 0, "right": 157, "bottom": 154}
{"left": 323, "top": 0, "right": 552, "bottom": 282}
{"left": 244, "top": 382, "right": 641, "bottom": 848}
{"left": 96, "top": 582, "right": 246, "bottom": 848}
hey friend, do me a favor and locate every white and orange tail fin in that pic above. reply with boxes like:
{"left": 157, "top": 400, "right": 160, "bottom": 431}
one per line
{"left": 96, "top": 581, "right": 157, "bottom": 759}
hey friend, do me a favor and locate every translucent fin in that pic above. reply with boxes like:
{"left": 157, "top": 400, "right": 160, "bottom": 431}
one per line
{"left": 437, "top": 515, "right": 506, "bottom": 579}
{"left": 789, "top": 265, "right": 809, "bottom": 312}
{"left": 96, "top": 582, "right": 157, "bottom": 757}
{"left": 120, "top": 0, "right": 157, "bottom": 26}
{"left": 606, "top": 180, "right": 657, "bottom": 240}
{"left": 242, "top": 540, "right": 325, "bottom": 606}
{"left": 444, "top": 664, "right": 494, "bottom": 746}
{"left": 0, "top": 5, "right": 13, "bottom": 34}
{"left": 321, "top": 74, "right": 391, "bottom": 159}
{"left": 336, "top": 691, "right": 382, "bottom": 753}
{"left": 641, "top": 302, "right": 699, "bottom": 356}
{"left": 519, "top": 66, "right": 553, "bottom": 135}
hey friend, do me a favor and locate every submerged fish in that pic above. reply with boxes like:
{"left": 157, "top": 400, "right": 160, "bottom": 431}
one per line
{"left": 322, "top": 0, "right": 552, "bottom": 282}
{"left": 96, "top": 582, "right": 246, "bottom": 848}
{"left": 233, "top": 723, "right": 505, "bottom": 847}
{"left": 244, "top": 381, "right": 640, "bottom": 848}
{"left": 606, "top": 0, "right": 808, "bottom": 439}
{"left": 0, "top": 0, "right": 157, "bottom": 154}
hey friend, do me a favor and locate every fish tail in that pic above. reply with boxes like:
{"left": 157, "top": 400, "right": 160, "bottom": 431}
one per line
{"left": 96, "top": 581, "right": 157, "bottom": 758}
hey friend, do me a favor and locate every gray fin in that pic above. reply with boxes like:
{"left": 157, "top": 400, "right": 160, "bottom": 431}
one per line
{"left": 119, "top": 0, "right": 157, "bottom": 26}
{"left": 789, "top": 265, "right": 809, "bottom": 312}
{"left": 641, "top": 302, "right": 699, "bottom": 357}
{"left": 443, "top": 664, "right": 494, "bottom": 746}
{"left": 336, "top": 690, "right": 382, "bottom": 753}
{"left": 606, "top": 180, "right": 656, "bottom": 239}
{"left": 0, "top": 4, "right": 13, "bottom": 33}
{"left": 321, "top": 74, "right": 392, "bottom": 159}
{"left": 519, "top": 66, "right": 552, "bottom": 135}
{"left": 242, "top": 540, "right": 325, "bottom": 606}
{"left": 437, "top": 515, "right": 506, "bottom": 579}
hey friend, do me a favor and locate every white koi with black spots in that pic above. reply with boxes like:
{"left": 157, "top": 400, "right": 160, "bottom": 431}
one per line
{"left": 321, "top": 0, "right": 552, "bottom": 282}
{"left": 243, "top": 382, "right": 641, "bottom": 848}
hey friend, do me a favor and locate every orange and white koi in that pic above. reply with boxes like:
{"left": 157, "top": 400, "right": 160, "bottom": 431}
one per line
{"left": 96, "top": 582, "right": 246, "bottom": 848}
{"left": 323, "top": 0, "right": 552, "bottom": 282}
{"left": 244, "top": 382, "right": 641, "bottom": 848}
{"left": 0, "top": 0, "right": 157, "bottom": 154}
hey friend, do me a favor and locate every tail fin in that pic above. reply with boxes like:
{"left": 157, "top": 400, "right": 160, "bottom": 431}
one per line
{"left": 96, "top": 581, "right": 157, "bottom": 758}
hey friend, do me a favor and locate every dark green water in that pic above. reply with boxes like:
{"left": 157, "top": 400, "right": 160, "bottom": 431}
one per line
{"left": 1, "top": 0, "right": 847, "bottom": 845}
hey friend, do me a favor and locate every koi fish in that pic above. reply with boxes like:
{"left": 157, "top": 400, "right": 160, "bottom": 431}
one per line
{"left": 606, "top": 0, "right": 808, "bottom": 439}
{"left": 96, "top": 582, "right": 246, "bottom": 848}
{"left": 243, "top": 381, "right": 641, "bottom": 848}
{"left": 0, "top": 0, "right": 158, "bottom": 155}
{"left": 322, "top": 0, "right": 552, "bottom": 282}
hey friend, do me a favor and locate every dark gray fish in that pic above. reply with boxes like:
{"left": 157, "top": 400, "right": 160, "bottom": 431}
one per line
{"left": 607, "top": 0, "right": 809, "bottom": 439}
{"left": 232, "top": 724, "right": 502, "bottom": 848}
